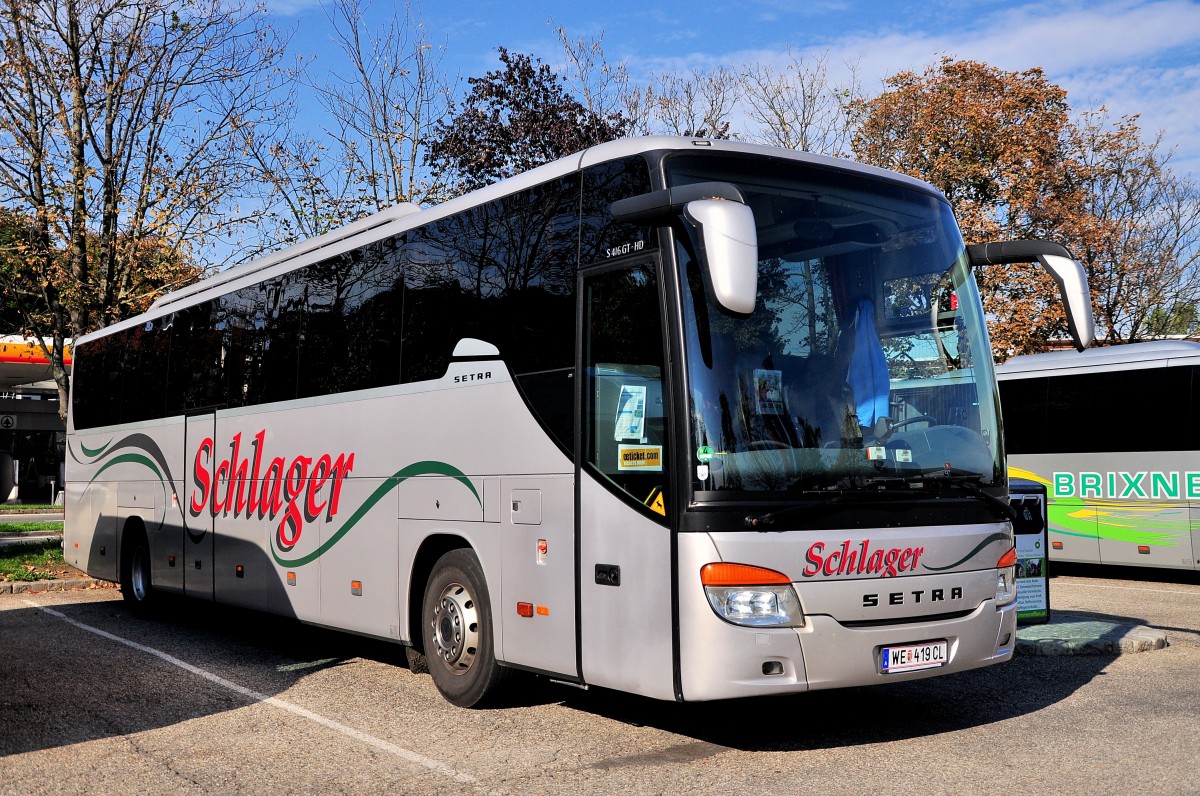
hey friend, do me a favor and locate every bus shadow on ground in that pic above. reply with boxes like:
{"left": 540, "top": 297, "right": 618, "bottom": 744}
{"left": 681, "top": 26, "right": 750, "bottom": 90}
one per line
{"left": 557, "top": 628, "right": 1127, "bottom": 753}
{"left": 0, "top": 595, "right": 413, "bottom": 758}
{"left": 1, "top": 592, "right": 1156, "bottom": 758}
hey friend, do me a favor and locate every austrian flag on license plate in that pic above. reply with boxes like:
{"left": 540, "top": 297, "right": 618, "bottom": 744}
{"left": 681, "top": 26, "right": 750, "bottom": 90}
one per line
{"left": 880, "top": 640, "right": 948, "bottom": 673}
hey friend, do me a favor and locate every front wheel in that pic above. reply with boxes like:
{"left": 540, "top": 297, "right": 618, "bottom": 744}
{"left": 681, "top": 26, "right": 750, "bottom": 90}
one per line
{"left": 421, "top": 548, "right": 507, "bottom": 707}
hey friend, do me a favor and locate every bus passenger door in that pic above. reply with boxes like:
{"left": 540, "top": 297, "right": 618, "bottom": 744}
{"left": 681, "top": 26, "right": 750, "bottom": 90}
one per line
{"left": 577, "top": 261, "right": 677, "bottom": 700}
{"left": 183, "top": 413, "right": 215, "bottom": 599}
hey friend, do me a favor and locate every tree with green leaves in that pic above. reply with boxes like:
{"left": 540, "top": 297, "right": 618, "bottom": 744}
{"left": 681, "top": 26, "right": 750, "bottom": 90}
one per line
{"left": 0, "top": 0, "right": 286, "bottom": 413}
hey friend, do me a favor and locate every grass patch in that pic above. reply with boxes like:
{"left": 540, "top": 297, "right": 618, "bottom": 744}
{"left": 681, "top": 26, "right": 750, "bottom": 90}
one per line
{"left": 0, "top": 521, "right": 63, "bottom": 534}
{"left": 0, "top": 539, "right": 65, "bottom": 582}
{"left": 0, "top": 503, "right": 60, "bottom": 513}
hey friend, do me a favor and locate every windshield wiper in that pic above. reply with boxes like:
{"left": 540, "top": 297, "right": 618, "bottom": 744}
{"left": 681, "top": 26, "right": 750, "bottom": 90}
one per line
{"left": 743, "top": 473, "right": 1016, "bottom": 529}
{"left": 743, "top": 487, "right": 922, "bottom": 529}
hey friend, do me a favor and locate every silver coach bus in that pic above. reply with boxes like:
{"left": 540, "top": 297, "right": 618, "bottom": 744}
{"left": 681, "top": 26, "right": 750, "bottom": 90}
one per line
{"left": 65, "top": 137, "right": 1093, "bottom": 707}
{"left": 998, "top": 341, "right": 1200, "bottom": 571}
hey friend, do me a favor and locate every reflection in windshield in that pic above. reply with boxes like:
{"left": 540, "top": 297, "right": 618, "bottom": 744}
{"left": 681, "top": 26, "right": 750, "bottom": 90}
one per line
{"left": 672, "top": 156, "right": 1002, "bottom": 499}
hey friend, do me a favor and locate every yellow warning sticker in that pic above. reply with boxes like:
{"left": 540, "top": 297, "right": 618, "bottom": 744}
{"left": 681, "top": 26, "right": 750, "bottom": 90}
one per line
{"left": 644, "top": 486, "right": 666, "bottom": 516}
{"left": 618, "top": 444, "right": 663, "bottom": 472}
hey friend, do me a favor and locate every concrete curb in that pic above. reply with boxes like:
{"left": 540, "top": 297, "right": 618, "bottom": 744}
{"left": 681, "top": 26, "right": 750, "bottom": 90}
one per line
{"left": 0, "top": 578, "right": 116, "bottom": 594}
{"left": 1016, "top": 617, "right": 1169, "bottom": 656}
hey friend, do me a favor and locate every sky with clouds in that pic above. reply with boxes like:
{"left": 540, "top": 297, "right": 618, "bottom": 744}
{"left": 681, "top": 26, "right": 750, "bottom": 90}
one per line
{"left": 271, "top": 0, "right": 1200, "bottom": 177}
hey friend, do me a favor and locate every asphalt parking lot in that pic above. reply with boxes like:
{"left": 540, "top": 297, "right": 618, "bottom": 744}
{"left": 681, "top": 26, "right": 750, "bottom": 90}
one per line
{"left": 1, "top": 565, "right": 1198, "bottom": 796}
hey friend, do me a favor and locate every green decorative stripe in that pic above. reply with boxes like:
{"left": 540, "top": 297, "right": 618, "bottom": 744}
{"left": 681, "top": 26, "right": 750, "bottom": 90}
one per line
{"left": 83, "top": 451, "right": 170, "bottom": 527}
{"left": 921, "top": 532, "right": 1011, "bottom": 572}
{"left": 85, "top": 452, "right": 164, "bottom": 489}
{"left": 80, "top": 438, "right": 113, "bottom": 458}
{"left": 272, "top": 460, "right": 482, "bottom": 568}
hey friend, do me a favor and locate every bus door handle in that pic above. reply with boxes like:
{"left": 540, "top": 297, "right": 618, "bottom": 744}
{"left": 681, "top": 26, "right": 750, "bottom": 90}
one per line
{"left": 594, "top": 564, "right": 621, "bottom": 587}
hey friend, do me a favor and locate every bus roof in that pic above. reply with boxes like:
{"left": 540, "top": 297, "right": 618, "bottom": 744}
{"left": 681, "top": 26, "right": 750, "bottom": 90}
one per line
{"left": 78, "top": 136, "right": 944, "bottom": 346}
{"left": 996, "top": 340, "right": 1200, "bottom": 379}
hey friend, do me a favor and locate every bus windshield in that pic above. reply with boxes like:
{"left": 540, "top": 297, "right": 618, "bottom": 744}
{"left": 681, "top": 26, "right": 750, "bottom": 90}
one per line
{"left": 670, "top": 154, "right": 1002, "bottom": 501}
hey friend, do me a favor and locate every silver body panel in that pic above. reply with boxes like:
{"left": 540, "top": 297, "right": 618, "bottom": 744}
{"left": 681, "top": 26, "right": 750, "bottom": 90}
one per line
{"left": 677, "top": 526, "right": 1016, "bottom": 701}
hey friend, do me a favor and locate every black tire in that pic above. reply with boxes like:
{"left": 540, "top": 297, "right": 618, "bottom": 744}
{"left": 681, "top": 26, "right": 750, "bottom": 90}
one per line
{"left": 421, "top": 548, "right": 507, "bottom": 707}
{"left": 120, "top": 528, "right": 156, "bottom": 613}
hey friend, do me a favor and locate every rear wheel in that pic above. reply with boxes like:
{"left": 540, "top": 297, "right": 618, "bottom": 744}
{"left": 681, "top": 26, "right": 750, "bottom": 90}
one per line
{"left": 120, "top": 528, "right": 156, "bottom": 613}
{"left": 421, "top": 548, "right": 507, "bottom": 707}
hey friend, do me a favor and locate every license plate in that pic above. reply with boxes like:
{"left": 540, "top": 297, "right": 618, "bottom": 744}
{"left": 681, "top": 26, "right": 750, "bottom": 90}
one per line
{"left": 880, "top": 640, "right": 948, "bottom": 673}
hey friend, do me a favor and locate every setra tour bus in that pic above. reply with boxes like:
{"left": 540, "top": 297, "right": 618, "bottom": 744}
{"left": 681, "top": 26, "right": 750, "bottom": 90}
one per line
{"left": 998, "top": 340, "right": 1200, "bottom": 571}
{"left": 64, "top": 137, "right": 1094, "bottom": 707}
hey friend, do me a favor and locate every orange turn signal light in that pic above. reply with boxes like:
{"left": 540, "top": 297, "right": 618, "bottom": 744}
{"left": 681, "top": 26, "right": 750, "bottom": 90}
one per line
{"left": 700, "top": 562, "right": 791, "bottom": 587}
{"left": 996, "top": 547, "right": 1018, "bottom": 568}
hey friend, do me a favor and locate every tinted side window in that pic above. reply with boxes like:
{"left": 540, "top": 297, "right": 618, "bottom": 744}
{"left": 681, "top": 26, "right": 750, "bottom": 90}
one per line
{"left": 71, "top": 335, "right": 120, "bottom": 429}
{"left": 999, "top": 377, "right": 1047, "bottom": 455}
{"left": 121, "top": 321, "right": 170, "bottom": 423}
{"left": 401, "top": 177, "right": 580, "bottom": 451}
{"left": 219, "top": 286, "right": 262, "bottom": 409}
{"left": 1003, "top": 366, "right": 1196, "bottom": 454}
{"left": 167, "top": 302, "right": 224, "bottom": 414}
{"left": 299, "top": 238, "right": 403, "bottom": 398}
{"left": 580, "top": 157, "right": 654, "bottom": 265}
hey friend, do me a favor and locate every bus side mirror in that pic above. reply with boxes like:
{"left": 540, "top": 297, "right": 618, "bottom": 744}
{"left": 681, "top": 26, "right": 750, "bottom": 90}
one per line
{"left": 684, "top": 199, "right": 759, "bottom": 314}
{"left": 967, "top": 240, "right": 1095, "bottom": 351}
{"left": 611, "top": 181, "right": 760, "bottom": 315}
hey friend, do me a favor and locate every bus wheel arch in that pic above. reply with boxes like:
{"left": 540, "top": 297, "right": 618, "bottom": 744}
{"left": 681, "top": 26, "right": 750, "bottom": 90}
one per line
{"left": 119, "top": 516, "right": 155, "bottom": 612}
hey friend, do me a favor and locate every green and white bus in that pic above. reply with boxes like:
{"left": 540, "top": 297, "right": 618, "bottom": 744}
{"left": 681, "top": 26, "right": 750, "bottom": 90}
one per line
{"left": 998, "top": 341, "right": 1200, "bottom": 571}
{"left": 64, "top": 137, "right": 1093, "bottom": 707}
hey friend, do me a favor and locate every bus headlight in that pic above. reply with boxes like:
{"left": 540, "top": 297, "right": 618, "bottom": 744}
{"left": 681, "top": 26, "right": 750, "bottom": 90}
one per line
{"left": 995, "top": 547, "right": 1018, "bottom": 606}
{"left": 701, "top": 563, "right": 805, "bottom": 627}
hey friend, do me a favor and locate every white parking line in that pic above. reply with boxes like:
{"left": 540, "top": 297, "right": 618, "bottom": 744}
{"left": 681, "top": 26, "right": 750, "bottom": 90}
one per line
{"left": 25, "top": 599, "right": 493, "bottom": 792}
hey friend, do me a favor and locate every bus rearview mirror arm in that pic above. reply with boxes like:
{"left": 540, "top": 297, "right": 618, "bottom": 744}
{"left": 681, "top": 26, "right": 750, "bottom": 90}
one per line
{"left": 967, "top": 240, "right": 1096, "bottom": 351}
{"left": 612, "top": 182, "right": 759, "bottom": 315}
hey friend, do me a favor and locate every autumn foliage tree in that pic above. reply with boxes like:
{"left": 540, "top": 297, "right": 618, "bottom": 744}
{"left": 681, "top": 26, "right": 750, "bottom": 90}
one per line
{"left": 851, "top": 58, "right": 1077, "bottom": 355}
{"left": 0, "top": 0, "right": 285, "bottom": 412}
{"left": 851, "top": 57, "right": 1200, "bottom": 356}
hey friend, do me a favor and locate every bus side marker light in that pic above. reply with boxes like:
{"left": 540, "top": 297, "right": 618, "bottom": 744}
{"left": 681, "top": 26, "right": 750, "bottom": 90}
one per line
{"left": 99, "top": 546, "right": 105, "bottom": 556}
{"left": 168, "top": 555, "right": 175, "bottom": 567}
{"left": 517, "top": 602, "right": 534, "bottom": 618}
{"left": 351, "top": 580, "right": 362, "bottom": 596}
{"left": 1052, "top": 541, "right": 1064, "bottom": 550}
{"left": 235, "top": 565, "right": 244, "bottom": 578}
{"left": 536, "top": 605, "right": 549, "bottom": 616}
{"left": 1138, "top": 545, "right": 1151, "bottom": 555}
{"left": 287, "top": 572, "right": 296, "bottom": 586}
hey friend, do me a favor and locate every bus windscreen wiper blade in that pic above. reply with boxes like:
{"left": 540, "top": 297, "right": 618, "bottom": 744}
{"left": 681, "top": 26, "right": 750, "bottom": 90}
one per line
{"left": 906, "top": 473, "right": 1017, "bottom": 522}
{"left": 743, "top": 488, "right": 918, "bottom": 529}
{"left": 744, "top": 473, "right": 1016, "bottom": 529}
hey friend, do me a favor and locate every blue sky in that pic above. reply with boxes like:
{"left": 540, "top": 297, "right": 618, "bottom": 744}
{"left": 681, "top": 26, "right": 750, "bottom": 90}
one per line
{"left": 268, "top": 0, "right": 1200, "bottom": 176}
